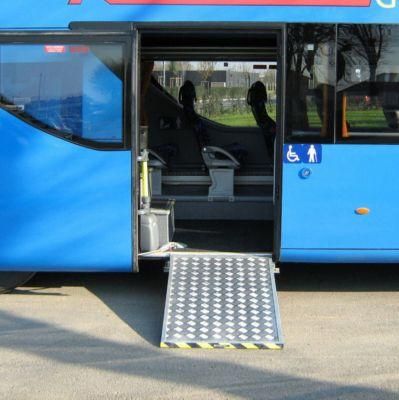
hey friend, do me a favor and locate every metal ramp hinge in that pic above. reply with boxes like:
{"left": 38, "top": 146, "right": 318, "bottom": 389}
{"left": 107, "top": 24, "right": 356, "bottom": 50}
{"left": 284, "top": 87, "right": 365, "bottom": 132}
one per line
{"left": 269, "top": 258, "right": 279, "bottom": 274}
{"left": 163, "top": 261, "right": 170, "bottom": 273}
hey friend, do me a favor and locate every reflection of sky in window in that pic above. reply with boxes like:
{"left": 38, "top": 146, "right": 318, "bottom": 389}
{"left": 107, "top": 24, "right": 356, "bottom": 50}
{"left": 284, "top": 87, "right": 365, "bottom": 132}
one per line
{"left": 0, "top": 44, "right": 123, "bottom": 141}
{"left": 377, "top": 28, "right": 399, "bottom": 76}
{"left": 0, "top": 46, "right": 83, "bottom": 103}
{"left": 84, "top": 45, "right": 123, "bottom": 104}
{"left": 0, "top": 44, "right": 123, "bottom": 104}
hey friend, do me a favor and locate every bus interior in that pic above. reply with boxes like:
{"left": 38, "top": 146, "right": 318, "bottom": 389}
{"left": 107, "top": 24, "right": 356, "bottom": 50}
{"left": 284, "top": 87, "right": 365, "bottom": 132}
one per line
{"left": 138, "top": 29, "right": 280, "bottom": 255}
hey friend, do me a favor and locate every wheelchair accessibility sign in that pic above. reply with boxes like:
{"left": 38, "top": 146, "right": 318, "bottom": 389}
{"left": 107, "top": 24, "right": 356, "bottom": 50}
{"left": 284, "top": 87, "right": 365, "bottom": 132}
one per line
{"left": 283, "top": 144, "right": 322, "bottom": 164}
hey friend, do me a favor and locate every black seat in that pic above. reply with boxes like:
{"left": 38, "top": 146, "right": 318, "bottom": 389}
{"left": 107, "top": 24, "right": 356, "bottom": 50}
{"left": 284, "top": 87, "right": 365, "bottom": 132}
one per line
{"left": 179, "top": 80, "right": 242, "bottom": 199}
{"left": 178, "top": 80, "right": 244, "bottom": 169}
{"left": 247, "top": 81, "right": 276, "bottom": 158}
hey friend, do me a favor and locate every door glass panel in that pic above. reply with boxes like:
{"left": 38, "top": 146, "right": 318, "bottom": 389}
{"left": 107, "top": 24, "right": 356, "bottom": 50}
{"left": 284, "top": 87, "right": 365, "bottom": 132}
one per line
{"left": 0, "top": 43, "right": 124, "bottom": 144}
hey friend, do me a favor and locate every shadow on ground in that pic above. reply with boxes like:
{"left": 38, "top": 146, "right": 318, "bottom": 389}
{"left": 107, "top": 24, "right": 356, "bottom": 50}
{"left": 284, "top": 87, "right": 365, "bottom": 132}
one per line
{"left": 0, "top": 306, "right": 397, "bottom": 400}
{"left": 2, "top": 263, "right": 397, "bottom": 399}
{"left": 21, "top": 262, "right": 399, "bottom": 347}
{"left": 277, "top": 263, "right": 399, "bottom": 292}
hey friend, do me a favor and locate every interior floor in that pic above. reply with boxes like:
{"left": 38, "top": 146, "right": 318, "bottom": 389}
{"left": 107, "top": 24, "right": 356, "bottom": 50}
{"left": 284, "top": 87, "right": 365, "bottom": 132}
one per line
{"left": 173, "top": 220, "right": 273, "bottom": 253}
{"left": 159, "top": 184, "right": 273, "bottom": 198}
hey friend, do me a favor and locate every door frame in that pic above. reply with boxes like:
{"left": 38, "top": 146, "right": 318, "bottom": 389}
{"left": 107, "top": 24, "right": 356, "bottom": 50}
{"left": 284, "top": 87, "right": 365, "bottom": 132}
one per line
{"left": 70, "top": 23, "right": 141, "bottom": 271}
{"left": 272, "top": 24, "right": 286, "bottom": 263}
{"left": 135, "top": 22, "right": 285, "bottom": 259}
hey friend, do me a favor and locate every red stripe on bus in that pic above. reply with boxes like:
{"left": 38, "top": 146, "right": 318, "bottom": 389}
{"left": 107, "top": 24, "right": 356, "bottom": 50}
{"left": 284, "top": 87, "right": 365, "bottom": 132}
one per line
{"left": 69, "top": 45, "right": 90, "bottom": 53}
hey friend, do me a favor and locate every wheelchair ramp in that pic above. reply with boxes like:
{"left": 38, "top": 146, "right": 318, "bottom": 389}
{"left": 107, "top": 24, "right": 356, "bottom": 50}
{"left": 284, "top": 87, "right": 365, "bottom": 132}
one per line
{"left": 161, "top": 253, "right": 283, "bottom": 350}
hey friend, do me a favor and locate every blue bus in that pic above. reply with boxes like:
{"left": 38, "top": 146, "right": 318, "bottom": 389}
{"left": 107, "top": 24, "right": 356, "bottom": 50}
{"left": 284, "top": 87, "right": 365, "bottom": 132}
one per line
{"left": 0, "top": 1, "right": 399, "bottom": 293}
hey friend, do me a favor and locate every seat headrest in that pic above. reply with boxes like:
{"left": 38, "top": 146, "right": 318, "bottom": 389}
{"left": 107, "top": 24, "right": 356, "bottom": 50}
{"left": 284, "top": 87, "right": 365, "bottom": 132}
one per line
{"left": 247, "top": 81, "right": 268, "bottom": 106}
{"left": 179, "top": 80, "right": 197, "bottom": 109}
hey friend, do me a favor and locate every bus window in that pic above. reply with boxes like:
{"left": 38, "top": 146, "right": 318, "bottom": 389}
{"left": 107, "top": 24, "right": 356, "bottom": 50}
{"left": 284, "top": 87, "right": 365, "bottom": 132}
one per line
{"left": 0, "top": 43, "right": 125, "bottom": 146}
{"left": 153, "top": 61, "right": 276, "bottom": 128}
{"left": 337, "top": 25, "right": 399, "bottom": 141}
{"left": 285, "top": 24, "right": 335, "bottom": 143}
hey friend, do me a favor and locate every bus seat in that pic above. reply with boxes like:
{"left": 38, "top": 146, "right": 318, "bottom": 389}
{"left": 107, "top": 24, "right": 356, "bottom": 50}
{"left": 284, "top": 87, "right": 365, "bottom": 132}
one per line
{"left": 179, "top": 80, "right": 243, "bottom": 198}
{"left": 148, "top": 144, "right": 178, "bottom": 196}
{"left": 247, "top": 81, "right": 276, "bottom": 159}
{"left": 151, "top": 143, "right": 178, "bottom": 166}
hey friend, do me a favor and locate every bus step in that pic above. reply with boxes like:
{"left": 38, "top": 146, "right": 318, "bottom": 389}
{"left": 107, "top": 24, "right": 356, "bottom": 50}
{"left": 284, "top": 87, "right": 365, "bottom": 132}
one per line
{"left": 161, "top": 253, "right": 283, "bottom": 350}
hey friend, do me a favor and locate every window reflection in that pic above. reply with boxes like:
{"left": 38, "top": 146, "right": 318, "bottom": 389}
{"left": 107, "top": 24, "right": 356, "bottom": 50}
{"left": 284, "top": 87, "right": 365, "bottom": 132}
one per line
{"left": 337, "top": 25, "right": 399, "bottom": 139}
{"left": 0, "top": 44, "right": 124, "bottom": 144}
{"left": 285, "top": 24, "right": 336, "bottom": 142}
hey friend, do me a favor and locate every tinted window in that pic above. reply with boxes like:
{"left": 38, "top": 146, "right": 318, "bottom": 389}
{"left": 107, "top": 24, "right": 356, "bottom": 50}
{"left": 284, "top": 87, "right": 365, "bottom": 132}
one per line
{"left": 286, "top": 24, "right": 336, "bottom": 143}
{"left": 0, "top": 43, "right": 124, "bottom": 144}
{"left": 337, "top": 25, "right": 399, "bottom": 140}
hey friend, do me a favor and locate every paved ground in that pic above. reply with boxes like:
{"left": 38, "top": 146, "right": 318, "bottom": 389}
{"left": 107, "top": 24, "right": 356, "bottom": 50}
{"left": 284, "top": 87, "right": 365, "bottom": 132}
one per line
{"left": 0, "top": 263, "right": 399, "bottom": 399}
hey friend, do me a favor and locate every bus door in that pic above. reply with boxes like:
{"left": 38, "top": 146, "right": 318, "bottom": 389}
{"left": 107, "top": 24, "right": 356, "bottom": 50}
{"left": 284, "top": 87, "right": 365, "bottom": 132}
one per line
{"left": 280, "top": 23, "right": 399, "bottom": 263}
{"left": 0, "top": 30, "right": 138, "bottom": 271}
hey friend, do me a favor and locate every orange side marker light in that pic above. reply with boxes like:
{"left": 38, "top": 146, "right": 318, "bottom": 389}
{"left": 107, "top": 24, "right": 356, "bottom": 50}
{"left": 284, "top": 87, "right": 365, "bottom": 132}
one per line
{"left": 355, "top": 207, "right": 370, "bottom": 215}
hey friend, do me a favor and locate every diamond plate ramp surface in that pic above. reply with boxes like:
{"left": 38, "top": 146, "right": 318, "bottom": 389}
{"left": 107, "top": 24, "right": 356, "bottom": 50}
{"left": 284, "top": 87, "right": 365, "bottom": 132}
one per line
{"left": 161, "top": 253, "right": 283, "bottom": 349}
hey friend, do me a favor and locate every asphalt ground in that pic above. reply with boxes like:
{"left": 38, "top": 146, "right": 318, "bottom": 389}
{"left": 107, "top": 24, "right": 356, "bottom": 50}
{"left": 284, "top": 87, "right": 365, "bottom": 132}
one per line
{"left": 0, "top": 263, "right": 398, "bottom": 400}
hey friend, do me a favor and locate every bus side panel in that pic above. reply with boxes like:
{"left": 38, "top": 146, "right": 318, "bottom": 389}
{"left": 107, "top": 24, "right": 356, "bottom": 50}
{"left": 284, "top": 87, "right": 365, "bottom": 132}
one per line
{"left": 0, "top": 110, "right": 132, "bottom": 272}
{"left": 280, "top": 145, "right": 399, "bottom": 263}
{"left": 281, "top": 249, "right": 399, "bottom": 263}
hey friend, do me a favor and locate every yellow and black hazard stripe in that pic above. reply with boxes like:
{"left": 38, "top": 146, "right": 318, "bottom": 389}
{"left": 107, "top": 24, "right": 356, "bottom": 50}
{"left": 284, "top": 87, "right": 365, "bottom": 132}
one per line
{"left": 160, "top": 342, "right": 283, "bottom": 350}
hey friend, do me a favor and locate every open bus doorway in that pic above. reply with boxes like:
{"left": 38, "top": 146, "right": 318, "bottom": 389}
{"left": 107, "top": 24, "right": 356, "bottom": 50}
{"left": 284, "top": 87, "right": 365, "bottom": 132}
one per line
{"left": 138, "top": 28, "right": 282, "bottom": 256}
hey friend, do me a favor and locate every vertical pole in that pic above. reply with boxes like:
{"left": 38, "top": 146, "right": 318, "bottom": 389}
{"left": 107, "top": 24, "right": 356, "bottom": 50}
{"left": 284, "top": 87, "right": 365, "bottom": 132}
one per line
{"left": 321, "top": 84, "right": 328, "bottom": 137}
{"left": 341, "top": 93, "right": 349, "bottom": 138}
{"left": 163, "top": 61, "right": 166, "bottom": 87}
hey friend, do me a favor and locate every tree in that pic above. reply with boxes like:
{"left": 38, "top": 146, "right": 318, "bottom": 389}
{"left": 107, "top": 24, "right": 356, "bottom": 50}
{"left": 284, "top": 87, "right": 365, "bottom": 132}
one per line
{"left": 239, "top": 63, "right": 252, "bottom": 89}
{"left": 199, "top": 61, "right": 216, "bottom": 88}
{"left": 179, "top": 61, "right": 192, "bottom": 78}
{"left": 167, "top": 61, "right": 178, "bottom": 75}
{"left": 339, "top": 24, "right": 386, "bottom": 84}
{"left": 198, "top": 61, "right": 216, "bottom": 117}
{"left": 286, "top": 24, "right": 335, "bottom": 130}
